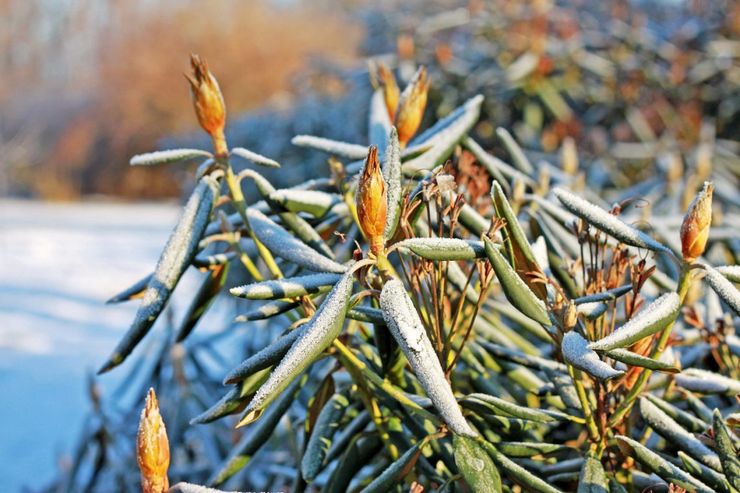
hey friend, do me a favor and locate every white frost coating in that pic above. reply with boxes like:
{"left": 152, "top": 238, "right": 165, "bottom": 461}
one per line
{"left": 231, "top": 273, "right": 341, "bottom": 300}
{"left": 380, "top": 280, "right": 477, "bottom": 437}
{"left": 402, "top": 95, "right": 483, "bottom": 174}
{"left": 531, "top": 236, "right": 550, "bottom": 272}
{"left": 675, "top": 368, "right": 740, "bottom": 395}
{"left": 396, "top": 238, "right": 485, "bottom": 261}
{"left": 588, "top": 292, "right": 680, "bottom": 351}
{"left": 703, "top": 265, "right": 740, "bottom": 315}
{"left": 247, "top": 208, "right": 347, "bottom": 273}
{"left": 577, "top": 302, "right": 607, "bottom": 320}
{"left": 553, "top": 187, "right": 670, "bottom": 253}
{"left": 169, "top": 482, "right": 247, "bottom": 493}
{"left": 223, "top": 327, "right": 304, "bottom": 383}
{"left": 383, "top": 127, "right": 402, "bottom": 240}
{"left": 561, "top": 331, "right": 624, "bottom": 381}
{"left": 368, "top": 89, "right": 392, "bottom": 156}
{"left": 246, "top": 273, "right": 354, "bottom": 414}
{"left": 269, "top": 189, "right": 340, "bottom": 217}
{"left": 230, "top": 147, "right": 280, "bottom": 168}
{"left": 463, "top": 137, "right": 536, "bottom": 187}
{"left": 411, "top": 94, "right": 483, "bottom": 146}
{"left": 291, "top": 135, "right": 369, "bottom": 159}
{"left": 715, "top": 265, "right": 740, "bottom": 283}
{"left": 130, "top": 148, "right": 211, "bottom": 166}
{"left": 639, "top": 397, "right": 722, "bottom": 471}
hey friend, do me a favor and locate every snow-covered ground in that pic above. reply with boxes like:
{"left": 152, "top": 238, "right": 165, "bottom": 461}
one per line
{"left": 0, "top": 200, "right": 184, "bottom": 491}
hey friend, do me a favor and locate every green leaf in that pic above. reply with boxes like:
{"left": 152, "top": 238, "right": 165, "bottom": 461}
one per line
{"left": 208, "top": 375, "right": 305, "bottom": 486}
{"left": 615, "top": 435, "right": 714, "bottom": 493}
{"left": 480, "top": 440, "right": 564, "bottom": 493}
{"left": 703, "top": 264, "right": 740, "bottom": 316}
{"left": 588, "top": 292, "right": 680, "bottom": 351}
{"left": 292, "top": 134, "right": 369, "bottom": 159}
{"left": 360, "top": 442, "right": 424, "bottom": 493}
{"left": 268, "top": 189, "right": 340, "bottom": 217}
{"left": 234, "top": 299, "right": 300, "bottom": 322}
{"left": 676, "top": 368, "right": 740, "bottom": 395}
{"left": 495, "top": 127, "right": 534, "bottom": 175}
{"left": 191, "top": 368, "right": 270, "bottom": 424}
{"left": 223, "top": 328, "right": 304, "bottom": 384}
{"left": 397, "top": 238, "right": 485, "bottom": 261}
{"left": 346, "top": 306, "right": 386, "bottom": 324}
{"left": 562, "top": 331, "right": 624, "bottom": 381}
{"left": 324, "top": 434, "right": 383, "bottom": 493}
{"left": 383, "top": 126, "right": 403, "bottom": 240}
{"left": 98, "top": 176, "right": 219, "bottom": 373}
{"left": 230, "top": 147, "right": 280, "bottom": 168}
{"left": 643, "top": 394, "right": 708, "bottom": 433}
{"left": 239, "top": 272, "right": 354, "bottom": 426}
{"left": 129, "top": 148, "right": 212, "bottom": 166}
{"left": 678, "top": 451, "right": 734, "bottom": 493}
{"left": 713, "top": 409, "right": 740, "bottom": 490}
{"left": 105, "top": 272, "right": 153, "bottom": 304}
{"left": 302, "top": 392, "right": 351, "bottom": 482}
{"left": 483, "top": 236, "right": 550, "bottom": 326}
{"left": 176, "top": 263, "right": 229, "bottom": 342}
{"left": 230, "top": 273, "right": 341, "bottom": 300}
{"left": 454, "top": 434, "right": 502, "bottom": 493}
{"left": 577, "top": 453, "right": 608, "bottom": 493}
{"left": 368, "top": 89, "right": 392, "bottom": 155}
{"left": 462, "top": 393, "right": 577, "bottom": 423}
{"left": 603, "top": 348, "right": 680, "bottom": 373}
{"left": 496, "top": 442, "right": 568, "bottom": 458}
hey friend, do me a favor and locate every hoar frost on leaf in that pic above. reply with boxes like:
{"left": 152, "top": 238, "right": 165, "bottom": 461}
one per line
{"left": 396, "top": 238, "right": 485, "bottom": 261}
{"left": 675, "top": 368, "right": 740, "bottom": 395}
{"left": 230, "top": 147, "right": 280, "bottom": 168}
{"left": 380, "top": 279, "right": 477, "bottom": 437}
{"left": 588, "top": 292, "right": 680, "bottom": 351}
{"left": 130, "top": 148, "right": 212, "bottom": 166}
{"left": 702, "top": 264, "right": 740, "bottom": 315}
{"left": 553, "top": 187, "right": 670, "bottom": 253}
{"left": 230, "top": 273, "right": 341, "bottom": 300}
{"left": 562, "top": 331, "right": 624, "bottom": 381}
{"left": 291, "top": 135, "right": 369, "bottom": 159}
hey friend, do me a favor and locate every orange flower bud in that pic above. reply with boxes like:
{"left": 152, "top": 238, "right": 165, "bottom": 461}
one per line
{"left": 185, "top": 54, "right": 227, "bottom": 156}
{"left": 377, "top": 63, "right": 400, "bottom": 121}
{"left": 680, "top": 181, "right": 713, "bottom": 262}
{"left": 137, "top": 388, "right": 170, "bottom": 493}
{"left": 395, "top": 67, "right": 429, "bottom": 147}
{"left": 356, "top": 146, "right": 387, "bottom": 255}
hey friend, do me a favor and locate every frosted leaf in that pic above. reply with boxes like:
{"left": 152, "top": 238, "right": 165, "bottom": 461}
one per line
{"left": 577, "top": 302, "right": 607, "bottom": 320}
{"left": 292, "top": 135, "right": 369, "bottom": 159}
{"left": 715, "top": 265, "right": 740, "bottom": 283}
{"left": 402, "top": 95, "right": 483, "bottom": 174}
{"left": 169, "top": 482, "right": 248, "bottom": 493}
{"left": 380, "top": 280, "right": 477, "bottom": 437}
{"left": 231, "top": 273, "right": 341, "bottom": 300}
{"left": 496, "top": 127, "right": 534, "bottom": 175}
{"left": 99, "top": 176, "right": 218, "bottom": 373}
{"left": 703, "top": 264, "right": 740, "bottom": 315}
{"left": 675, "top": 368, "right": 740, "bottom": 395}
{"left": 301, "top": 392, "right": 349, "bottom": 481}
{"left": 396, "top": 238, "right": 485, "bottom": 261}
{"left": 588, "top": 292, "right": 680, "bottom": 351}
{"left": 368, "top": 89, "right": 392, "bottom": 156}
{"left": 561, "top": 331, "right": 624, "bottom": 381}
{"left": 573, "top": 285, "right": 632, "bottom": 305}
{"left": 531, "top": 236, "right": 550, "bottom": 272}
{"left": 244, "top": 273, "right": 354, "bottom": 420}
{"left": 463, "top": 137, "right": 536, "bottom": 188}
{"left": 130, "top": 148, "right": 212, "bottom": 166}
{"left": 411, "top": 94, "right": 482, "bottom": 147}
{"left": 268, "top": 189, "right": 341, "bottom": 218}
{"left": 383, "top": 127, "right": 402, "bottom": 240}
{"left": 639, "top": 397, "right": 721, "bottom": 471}
{"left": 230, "top": 147, "right": 280, "bottom": 168}
{"left": 553, "top": 187, "right": 670, "bottom": 253}
{"left": 247, "top": 208, "right": 347, "bottom": 273}
{"left": 223, "top": 328, "right": 304, "bottom": 384}
{"left": 235, "top": 299, "right": 300, "bottom": 322}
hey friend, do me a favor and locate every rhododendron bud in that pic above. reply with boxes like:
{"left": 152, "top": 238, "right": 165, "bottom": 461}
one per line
{"left": 395, "top": 67, "right": 429, "bottom": 147}
{"left": 185, "top": 54, "right": 227, "bottom": 156}
{"left": 356, "top": 146, "right": 387, "bottom": 255}
{"left": 137, "top": 388, "right": 170, "bottom": 493}
{"left": 680, "top": 181, "right": 713, "bottom": 262}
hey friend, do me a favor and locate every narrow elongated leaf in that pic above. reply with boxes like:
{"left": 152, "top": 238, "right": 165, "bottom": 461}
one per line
{"left": 176, "top": 263, "right": 229, "bottom": 342}
{"left": 302, "top": 392, "right": 351, "bottom": 482}
{"left": 496, "top": 127, "right": 534, "bottom": 175}
{"left": 130, "top": 148, "right": 211, "bottom": 166}
{"left": 615, "top": 435, "right": 714, "bottom": 493}
{"left": 380, "top": 279, "right": 476, "bottom": 436}
{"left": 716, "top": 265, "right": 740, "bottom": 283}
{"left": 247, "top": 208, "right": 346, "bottom": 273}
{"left": 454, "top": 434, "right": 502, "bottom": 493}
{"left": 106, "top": 273, "right": 153, "bottom": 304}
{"left": 463, "top": 393, "right": 576, "bottom": 423}
{"left": 496, "top": 442, "right": 568, "bottom": 457}
{"left": 678, "top": 451, "right": 734, "bottom": 493}
{"left": 191, "top": 368, "right": 270, "bottom": 424}
{"left": 324, "top": 434, "right": 382, "bottom": 493}
{"left": 346, "top": 306, "right": 385, "bottom": 324}
{"left": 588, "top": 292, "right": 680, "bottom": 351}
{"left": 230, "top": 147, "right": 280, "bottom": 168}
{"left": 703, "top": 264, "right": 740, "bottom": 315}
{"left": 325, "top": 411, "right": 372, "bottom": 465}
{"left": 99, "top": 176, "right": 218, "bottom": 373}
{"left": 644, "top": 394, "right": 707, "bottom": 433}
{"left": 234, "top": 299, "right": 300, "bottom": 322}
{"left": 577, "top": 453, "right": 608, "bottom": 493}
{"left": 483, "top": 237, "right": 550, "bottom": 325}
{"left": 240, "top": 273, "right": 353, "bottom": 425}
{"left": 491, "top": 181, "right": 546, "bottom": 299}
{"left": 464, "top": 136, "right": 536, "bottom": 188}
{"left": 675, "top": 368, "right": 740, "bottom": 395}
{"left": 360, "top": 442, "right": 424, "bottom": 493}
{"left": 577, "top": 302, "right": 607, "bottom": 320}
{"left": 397, "top": 238, "right": 485, "bottom": 261}
{"left": 368, "top": 89, "right": 392, "bottom": 155}
{"left": 603, "top": 348, "right": 680, "bottom": 373}
{"left": 573, "top": 285, "right": 632, "bottom": 305}
{"left": 230, "top": 273, "right": 341, "bottom": 300}
{"left": 268, "top": 189, "right": 340, "bottom": 218}
{"left": 639, "top": 397, "right": 721, "bottom": 471}
{"left": 713, "top": 409, "right": 740, "bottom": 490}
{"left": 562, "top": 332, "right": 624, "bottom": 381}
{"left": 553, "top": 187, "right": 670, "bottom": 253}
{"left": 383, "top": 127, "right": 402, "bottom": 240}
{"left": 223, "top": 328, "right": 304, "bottom": 384}
{"left": 292, "top": 135, "right": 369, "bottom": 159}
{"left": 480, "top": 441, "right": 564, "bottom": 493}
{"left": 208, "top": 375, "right": 305, "bottom": 486}
{"left": 169, "top": 483, "right": 238, "bottom": 493}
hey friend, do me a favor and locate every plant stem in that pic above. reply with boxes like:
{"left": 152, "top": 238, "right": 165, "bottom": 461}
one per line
{"left": 568, "top": 365, "right": 600, "bottom": 443}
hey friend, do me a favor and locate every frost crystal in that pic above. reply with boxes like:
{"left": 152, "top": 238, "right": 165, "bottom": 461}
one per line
{"left": 703, "top": 264, "right": 740, "bottom": 315}
{"left": 562, "top": 331, "right": 623, "bottom": 381}
{"left": 231, "top": 273, "right": 341, "bottom": 300}
{"left": 130, "top": 148, "right": 211, "bottom": 166}
{"left": 380, "top": 280, "right": 477, "bottom": 437}
{"left": 553, "top": 187, "right": 670, "bottom": 253}
{"left": 292, "top": 135, "right": 369, "bottom": 159}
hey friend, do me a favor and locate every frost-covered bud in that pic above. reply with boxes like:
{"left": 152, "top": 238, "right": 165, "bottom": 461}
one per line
{"left": 185, "top": 54, "right": 227, "bottom": 155}
{"left": 377, "top": 62, "right": 400, "bottom": 121}
{"left": 357, "top": 146, "right": 387, "bottom": 255}
{"left": 137, "top": 388, "right": 170, "bottom": 493}
{"left": 680, "top": 181, "right": 713, "bottom": 262}
{"left": 395, "top": 67, "right": 429, "bottom": 147}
